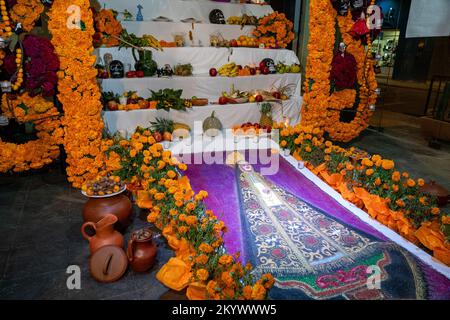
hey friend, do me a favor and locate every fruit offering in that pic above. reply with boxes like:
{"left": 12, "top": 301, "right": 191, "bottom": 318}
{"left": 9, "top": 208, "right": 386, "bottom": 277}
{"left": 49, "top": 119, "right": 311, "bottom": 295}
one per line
{"left": 82, "top": 175, "right": 125, "bottom": 197}
{"left": 150, "top": 118, "right": 174, "bottom": 141}
{"left": 174, "top": 63, "right": 193, "bottom": 76}
{"left": 159, "top": 40, "right": 177, "bottom": 47}
{"left": 218, "top": 62, "right": 240, "bottom": 77}
{"left": 227, "top": 14, "right": 258, "bottom": 27}
{"left": 234, "top": 35, "right": 259, "bottom": 48}
{"left": 232, "top": 122, "right": 272, "bottom": 136}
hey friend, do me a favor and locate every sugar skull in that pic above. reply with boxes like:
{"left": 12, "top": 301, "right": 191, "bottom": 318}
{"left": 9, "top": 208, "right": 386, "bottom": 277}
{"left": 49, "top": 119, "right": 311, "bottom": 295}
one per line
{"left": 109, "top": 60, "right": 124, "bottom": 78}
{"left": 261, "top": 58, "right": 276, "bottom": 74}
{"left": 209, "top": 9, "right": 225, "bottom": 24}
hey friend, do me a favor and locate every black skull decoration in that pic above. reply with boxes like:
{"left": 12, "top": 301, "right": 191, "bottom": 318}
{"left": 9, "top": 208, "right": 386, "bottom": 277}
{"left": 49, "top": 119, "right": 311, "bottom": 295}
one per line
{"left": 157, "top": 64, "right": 174, "bottom": 77}
{"left": 109, "top": 60, "right": 124, "bottom": 78}
{"left": 261, "top": 58, "right": 276, "bottom": 74}
{"left": 209, "top": 9, "right": 225, "bottom": 24}
{"left": 334, "top": 0, "right": 350, "bottom": 16}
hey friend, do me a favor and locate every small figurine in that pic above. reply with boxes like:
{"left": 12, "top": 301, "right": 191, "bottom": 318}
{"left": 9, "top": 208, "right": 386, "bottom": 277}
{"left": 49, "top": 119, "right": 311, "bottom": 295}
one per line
{"left": 136, "top": 5, "right": 143, "bottom": 21}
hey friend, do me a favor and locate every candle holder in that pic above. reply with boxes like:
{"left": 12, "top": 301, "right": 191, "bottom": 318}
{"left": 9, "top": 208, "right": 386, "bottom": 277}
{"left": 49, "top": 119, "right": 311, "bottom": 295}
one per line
{"left": 298, "top": 161, "right": 305, "bottom": 169}
{"left": 283, "top": 148, "right": 291, "bottom": 156}
{"left": 162, "top": 141, "right": 170, "bottom": 149}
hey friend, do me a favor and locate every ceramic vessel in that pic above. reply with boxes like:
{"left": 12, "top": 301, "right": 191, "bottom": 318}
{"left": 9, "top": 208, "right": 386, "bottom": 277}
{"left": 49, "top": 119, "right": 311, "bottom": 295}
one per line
{"left": 127, "top": 228, "right": 157, "bottom": 272}
{"left": 419, "top": 180, "right": 450, "bottom": 206}
{"left": 82, "top": 190, "right": 132, "bottom": 231}
{"left": 81, "top": 214, "right": 124, "bottom": 254}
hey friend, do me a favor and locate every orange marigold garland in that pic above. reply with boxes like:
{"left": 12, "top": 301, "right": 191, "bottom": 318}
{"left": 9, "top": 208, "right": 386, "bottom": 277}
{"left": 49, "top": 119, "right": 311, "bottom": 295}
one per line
{"left": 48, "top": 0, "right": 104, "bottom": 188}
{"left": 302, "top": 0, "right": 378, "bottom": 142}
{"left": 253, "top": 11, "right": 295, "bottom": 49}
{"left": 0, "top": 93, "right": 63, "bottom": 172}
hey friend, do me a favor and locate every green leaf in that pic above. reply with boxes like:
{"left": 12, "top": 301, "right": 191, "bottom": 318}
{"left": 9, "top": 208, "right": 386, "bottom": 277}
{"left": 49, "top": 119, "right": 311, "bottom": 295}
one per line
{"left": 8, "top": 34, "right": 18, "bottom": 52}
{"left": 17, "top": 103, "right": 29, "bottom": 114}
{"left": 80, "top": 21, "right": 86, "bottom": 31}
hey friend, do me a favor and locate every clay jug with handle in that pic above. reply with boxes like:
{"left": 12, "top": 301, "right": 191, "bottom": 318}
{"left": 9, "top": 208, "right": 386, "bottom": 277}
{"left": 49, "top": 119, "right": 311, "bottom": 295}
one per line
{"left": 81, "top": 214, "right": 124, "bottom": 254}
{"left": 127, "top": 228, "right": 157, "bottom": 272}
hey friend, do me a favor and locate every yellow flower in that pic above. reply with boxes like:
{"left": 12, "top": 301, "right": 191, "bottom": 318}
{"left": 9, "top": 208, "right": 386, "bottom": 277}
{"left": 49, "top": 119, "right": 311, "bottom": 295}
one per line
{"left": 196, "top": 269, "right": 209, "bottom": 281}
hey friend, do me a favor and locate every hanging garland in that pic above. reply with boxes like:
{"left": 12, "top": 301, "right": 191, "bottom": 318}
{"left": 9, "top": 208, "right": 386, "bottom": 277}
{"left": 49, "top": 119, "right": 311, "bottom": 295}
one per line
{"left": 0, "top": 0, "right": 64, "bottom": 174}
{"left": 48, "top": 0, "right": 105, "bottom": 188}
{"left": 0, "top": 93, "right": 63, "bottom": 172}
{"left": 302, "top": 0, "right": 378, "bottom": 142}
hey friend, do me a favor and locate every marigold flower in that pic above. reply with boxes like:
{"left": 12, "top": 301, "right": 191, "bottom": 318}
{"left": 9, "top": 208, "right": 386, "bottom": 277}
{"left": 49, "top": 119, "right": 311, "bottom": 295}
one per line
{"left": 199, "top": 243, "right": 213, "bottom": 253}
{"left": 418, "top": 178, "right": 425, "bottom": 187}
{"left": 392, "top": 171, "right": 401, "bottom": 182}
{"left": 196, "top": 269, "right": 209, "bottom": 281}
{"left": 407, "top": 179, "right": 416, "bottom": 188}
{"left": 366, "top": 169, "right": 374, "bottom": 176}
{"left": 381, "top": 160, "right": 394, "bottom": 170}
{"left": 431, "top": 207, "right": 440, "bottom": 215}
{"left": 195, "top": 254, "right": 209, "bottom": 265}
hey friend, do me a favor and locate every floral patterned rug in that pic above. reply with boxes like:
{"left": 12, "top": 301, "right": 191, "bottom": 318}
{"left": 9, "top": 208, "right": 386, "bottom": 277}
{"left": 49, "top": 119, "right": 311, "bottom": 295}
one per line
{"left": 184, "top": 152, "right": 450, "bottom": 299}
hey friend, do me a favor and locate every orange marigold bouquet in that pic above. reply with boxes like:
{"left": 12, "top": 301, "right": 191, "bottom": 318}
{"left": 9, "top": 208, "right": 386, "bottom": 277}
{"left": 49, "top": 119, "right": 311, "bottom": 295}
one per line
{"left": 252, "top": 12, "right": 295, "bottom": 49}
{"left": 93, "top": 9, "right": 123, "bottom": 47}
{"left": 9, "top": 0, "right": 44, "bottom": 32}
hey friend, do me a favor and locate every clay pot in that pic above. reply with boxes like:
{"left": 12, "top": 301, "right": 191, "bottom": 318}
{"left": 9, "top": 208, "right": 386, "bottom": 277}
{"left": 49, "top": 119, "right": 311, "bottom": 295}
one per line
{"left": 82, "top": 193, "right": 132, "bottom": 232}
{"left": 419, "top": 181, "right": 450, "bottom": 207}
{"left": 127, "top": 228, "right": 157, "bottom": 272}
{"left": 81, "top": 214, "right": 124, "bottom": 254}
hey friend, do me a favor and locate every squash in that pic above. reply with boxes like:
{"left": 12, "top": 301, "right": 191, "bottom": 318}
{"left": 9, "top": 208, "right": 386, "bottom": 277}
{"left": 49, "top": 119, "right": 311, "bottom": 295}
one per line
{"left": 203, "top": 111, "right": 222, "bottom": 137}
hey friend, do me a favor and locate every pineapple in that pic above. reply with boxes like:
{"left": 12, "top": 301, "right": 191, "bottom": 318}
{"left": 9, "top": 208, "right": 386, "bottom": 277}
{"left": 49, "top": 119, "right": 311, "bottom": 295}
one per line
{"left": 150, "top": 117, "right": 174, "bottom": 141}
{"left": 259, "top": 102, "right": 273, "bottom": 128}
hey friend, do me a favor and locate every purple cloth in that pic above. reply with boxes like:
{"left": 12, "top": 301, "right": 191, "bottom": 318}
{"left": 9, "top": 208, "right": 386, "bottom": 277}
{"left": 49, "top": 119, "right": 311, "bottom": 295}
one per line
{"left": 185, "top": 161, "right": 245, "bottom": 258}
{"left": 184, "top": 152, "right": 450, "bottom": 298}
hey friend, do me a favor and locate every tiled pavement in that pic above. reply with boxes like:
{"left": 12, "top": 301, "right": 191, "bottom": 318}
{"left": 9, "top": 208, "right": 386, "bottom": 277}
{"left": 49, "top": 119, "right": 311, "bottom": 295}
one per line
{"left": 0, "top": 167, "right": 185, "bottom": 300}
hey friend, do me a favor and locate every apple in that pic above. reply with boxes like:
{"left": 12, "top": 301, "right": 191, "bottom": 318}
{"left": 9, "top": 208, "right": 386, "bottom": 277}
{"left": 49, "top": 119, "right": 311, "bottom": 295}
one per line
{"left": 136, "top": 71, "right": 145, "bottom": 78}
{"left": 209, "top": 68, "right": 218, "bottom": 77}
{"left": 230, "top": 39, "right": 238, "bottom": 47}
{"left": 259, "top": 61, "right": 266, "bottom": 69}
{"left": 127, "top": 98, "right": 138, "bottom": 105}
{"left": 107, "top": 101, "right": 118, "bottom": 111}
{"left": 218, "top": 96, "right": 228, "bottom": 105}
{"left": 126, "top": 71, "right": 136, "bottom": 78}
{"left": 249, "top": 67, "right": 256, "bottom": 75}
{"left": 255, "top": 95, "right": 263, "bottom": 103}
{"left": 272, "top": 92, "right": 281, "bottom": 99}
{"left": 153, "top": 132, "right": 162, "bottom": 142}
{"left": 262, "top": 67, "right": 270, "bottom": 75}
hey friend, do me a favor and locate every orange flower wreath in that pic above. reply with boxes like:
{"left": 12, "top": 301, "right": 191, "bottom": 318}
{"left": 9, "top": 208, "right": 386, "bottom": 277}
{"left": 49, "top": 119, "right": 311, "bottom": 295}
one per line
{"left": 302, "top": 0, "right": 378, "bottom": 142}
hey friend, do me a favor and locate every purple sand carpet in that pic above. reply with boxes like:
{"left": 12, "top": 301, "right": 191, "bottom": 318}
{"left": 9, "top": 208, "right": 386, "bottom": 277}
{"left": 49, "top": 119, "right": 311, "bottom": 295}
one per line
{"left": 183, "top": 152, "right": 450, "bottom": 298}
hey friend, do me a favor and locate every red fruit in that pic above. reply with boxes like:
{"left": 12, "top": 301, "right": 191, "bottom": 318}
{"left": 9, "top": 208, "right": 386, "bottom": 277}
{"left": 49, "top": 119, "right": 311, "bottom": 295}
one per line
{"left": 249, "top": 67, "right": 256, "bottom": 75}
{"left": 126, "top": 71, "right": 136, "bottom": 78}
{"left": 230, "top": 39, "right": 238, "bottom": 47}
{"left": 259, "top": 61, "right": 266, "bottom": 69}
{"left": 237, "top": 65, "right": 243, "bottom": 70}
{"left": 255, "top": 95, "right": 263, "bottom": 103}
{"left": 136, "top": 71, "right": 145, "bottom": 78}
{"left": 218, "top": 96, "right": 228, "bottom": 105}
{"left": 107, "top": 101, "right": 118, "bottom": 111}
{"left": 209, "top": 68, "right": 218, "bottom": 77}
{"left": 272, "top": 92, "right": 281, "bottom": 99}
{"left": 262, "top": 67, "right": 270, "bottom": 75}
{"left": 153, "top": 132, "right": 162, "bottom": 142}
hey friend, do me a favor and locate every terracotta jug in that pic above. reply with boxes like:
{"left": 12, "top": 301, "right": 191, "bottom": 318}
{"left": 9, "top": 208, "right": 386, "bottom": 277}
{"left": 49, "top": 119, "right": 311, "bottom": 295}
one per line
{"left": 81, "top": 214, "right": 124, "bottom": 254}
{"left": 127, "top": 228, "right": 158, "bottom": 272}
{"left": 82, "top": 192, "right": 132, "bottom": 232}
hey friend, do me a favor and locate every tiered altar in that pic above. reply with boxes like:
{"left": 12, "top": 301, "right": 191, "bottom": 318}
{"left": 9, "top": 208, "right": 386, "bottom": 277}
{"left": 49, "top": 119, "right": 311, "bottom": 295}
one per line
{"left": 96, "top": 0, "right": 302, "bottom": 135}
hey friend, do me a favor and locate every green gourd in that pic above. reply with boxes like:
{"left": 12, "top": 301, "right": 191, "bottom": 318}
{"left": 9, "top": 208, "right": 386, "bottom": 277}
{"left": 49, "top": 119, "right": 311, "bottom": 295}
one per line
{"left": 203, "top": 111, "right": 222, "bottom": 137}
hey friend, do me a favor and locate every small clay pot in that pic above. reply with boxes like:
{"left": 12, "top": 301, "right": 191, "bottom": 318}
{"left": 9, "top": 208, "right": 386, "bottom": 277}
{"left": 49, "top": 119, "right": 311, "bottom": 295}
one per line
{"left": 419, "top": 180, "right": 450, "bottom": 207}
{"left": 127, "top": 228, "right": 157, "bottom": 272}
{"left": 81, "top": 214, "right": 124, "bottom": 254}
{"left": 82, "top": 192, "right": 132, "bottom": 232}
